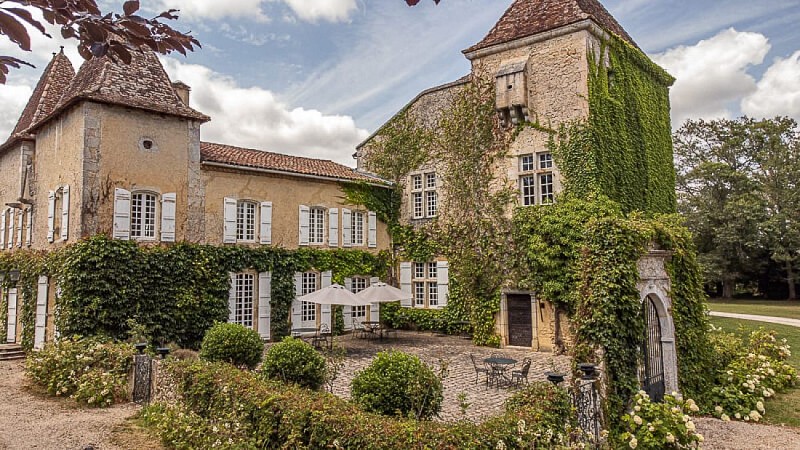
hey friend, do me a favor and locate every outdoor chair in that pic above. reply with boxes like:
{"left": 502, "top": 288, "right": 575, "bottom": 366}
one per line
{"left": 469, "top": 353, "right": 489, "bottom": 384}
{"left": 312, "top": 324, "right": 331, "bottom": 350}
{"left": 352, "top": 319, "right": 364, "bottom": 339}
{"left": 511, "top": 357, "right": 532, "bottom": 387}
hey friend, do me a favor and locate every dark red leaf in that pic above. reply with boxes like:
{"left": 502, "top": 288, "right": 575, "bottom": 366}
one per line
{"left": 123, "top": 1, "right": 140, "bottom": 16}
{"left": 4, "top": 7, "right": 49, "bottom": 36}
{"left": 0, "top": 10, "right": 32, "bottom": 51}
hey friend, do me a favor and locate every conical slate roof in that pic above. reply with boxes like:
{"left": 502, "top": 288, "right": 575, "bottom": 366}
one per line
{"left": 31, "top": 49, "right": 209, "bottom": 130}
{"left": 1, "top": 50, "right": 75, "bottom": 150}
{"left": 464, "top": 0, "right": 637, "bottom": 54}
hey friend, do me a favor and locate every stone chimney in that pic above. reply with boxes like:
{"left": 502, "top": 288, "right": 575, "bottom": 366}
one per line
{"left": 172, "top": 81, "right": 191, "bottom": 105}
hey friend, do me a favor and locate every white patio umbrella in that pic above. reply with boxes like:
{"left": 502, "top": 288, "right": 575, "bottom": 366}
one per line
{"left": 297, "top": 284, "right": 369, "bottom": 306}
{"left": 355, "top": 282, "right": 411, "bottom": 304}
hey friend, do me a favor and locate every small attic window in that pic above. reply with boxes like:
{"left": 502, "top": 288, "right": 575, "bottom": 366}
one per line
{"left": 139, "top": 137, "right": 158, "bottom": 153}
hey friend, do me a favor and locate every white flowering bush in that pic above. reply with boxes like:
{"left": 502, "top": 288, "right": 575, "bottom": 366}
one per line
{"left": 706, "top": 327, "right": 798, "bottom": 422}
{"left": 617, "top": 392, "right": 703, "bottom": 449}
{"left": 26, "top": 336, "right": 135, "bottom": 407}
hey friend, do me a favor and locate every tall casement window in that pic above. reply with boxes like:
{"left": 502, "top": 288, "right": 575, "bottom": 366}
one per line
{"left": 351, "top": 211, "right": 365, "bottom": 246}
{"left": 301, "top": 272, "right": 318, "bottom": 323}
{"left": 350, "top": 277, "right": 368, "bottom": 320}
{"left": 519, "top": 152, "right": 555, "bottom": 206}
{"left": 404, "top": 261, "right": 448, "bottom": 309}
{"left": 233, "top": 273, "right": 255, "bottom": 328}
{"left": 411, "top": 171, "right": 437, "bottom": 219}
{"left": 236, "top": 201, "right": 257, "bottom": 242}
{"left": 309, "top": 207, "right": 325, "bottom": 245}
{"left": 131, "top": 192, "right": 158, "bottom": 240}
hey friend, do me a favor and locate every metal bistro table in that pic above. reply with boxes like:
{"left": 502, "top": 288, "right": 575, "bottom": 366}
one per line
{"left": 484, "top": 356, "right": 517, "bottom": 387}
{"left": 362, "top": 321, "right": 384, "bottom": 339}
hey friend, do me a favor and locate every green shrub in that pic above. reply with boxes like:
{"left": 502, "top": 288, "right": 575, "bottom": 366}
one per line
{"left": 261, "top": 337, "right": 326, "bottom": 390}
{"left": 350, "top": 350, "right": 443, "bottom": 419}
{"left": 142, "top": 361, "right": 584, "bottom": 449}
{"left": 617, "top": 391, "right": 704, "bottom": 449}
{"left": 199, "top": 323, "right": 264, "bottom": 370}
{"left": 25, "top": 336, "right": 134, "bottom": 407}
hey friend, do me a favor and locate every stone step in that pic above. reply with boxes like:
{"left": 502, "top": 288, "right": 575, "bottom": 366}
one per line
{"left": 0, "top": 351, "right": 25, "bottom": 361}
{"left": 0, "top": 344, "right": 23, "bottom": 353}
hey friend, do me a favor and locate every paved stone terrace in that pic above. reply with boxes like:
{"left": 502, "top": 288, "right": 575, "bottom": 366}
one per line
{"left": 318, "top": 331, "right": 572, "bottom": 422}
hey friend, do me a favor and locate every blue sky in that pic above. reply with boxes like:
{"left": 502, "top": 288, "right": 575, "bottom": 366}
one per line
{"left": 2, "top": 0, "right": 799, "bottom": 165}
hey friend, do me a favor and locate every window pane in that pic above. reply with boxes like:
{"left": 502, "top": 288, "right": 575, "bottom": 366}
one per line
{"left": 540, "top": 173, "right": 554, "bottom": 204}
{"left": 235, "top": 273, "right": 254, "bottom": 328}
{"left": 414, "top": 282, "right": 425, "bottom": 307}
{"left": 428, "top": 283, "right": 438, "bottom": 307}
{"left": 236, "top": 201, "right": 256, "bottom": 241}
{"left": 413, "top": 193, "right": 423, "bottom": 219}
{"left": 539, "top": 152, "right": 553, "bottom": 170}
{"left": 520, "top": 154, "right": 535, "bottom": 172}
{"left": 309, "top": 208, "right": 325, "bottom": 244}
{"left": 351, "top": 277, "right": 367, "bottom": 294}
{"left": 426, "top": 191, "right": 437, "bottom": 217}
{"left": 414, "top": 263, "right": 425, "bottom": 280}
{"left": 302, "top": 301, "right": 316, "bottom": 322}
{"left": 353, "top": 305, "right": 367, "bottom": 318}
{"left": 412, "top": 175, "right": 423, "bottom": 190}
{"left": 425, "top": 172, "right": 436, "bottom": 189}
{"left": 520, "top": 175, "right": 536, "bottom": 206}
{"left": 131, "top": 193, "right": 156, "bottom": 239}
{"left": 352, "top": 212, "right": 364, "bottom": 245}
{"left": 427, "top": 262, "right": 437, "bottom": 280}
{"left": 302, "top": 272, "right": 318, "bottom": 295}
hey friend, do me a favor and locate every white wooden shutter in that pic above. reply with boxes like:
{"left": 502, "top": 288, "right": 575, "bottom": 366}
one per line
{"left": 291, "top": 273, "right": 303, "bottom": 328}
{"left": 258, "top": 272, "right": 271, "bottom": 340}
{"left": 328, "top": 208, "right": 339, "bottom": 247}
{"left": 16, "top": 209, "right": 23, "bottom": 248}
{"left": 60, "top": 185, "right": 70, "bottom": 241}
{"left": 400, "top": 262, "right": 412, "bottom": 307}
{"left": 53, "top": 284, "right": 61, "bottom": 341}
{"left": 321, "top": 271, "right": 332, "bottom": 328}
{"left": 223, "top": 197, "right": 237, "bottom": 244}
{"left": 341, "top": 208, "right": 352, "bottom": 248}
{"left": 6, "top": 288, "right": 18, "bottom": 343}
{"left": 113, "top": 188, "right": 131, "bottom": 240}
{"left": 368, "top": 211, "right": 377, "bottom": 248}
{"left": 7, "top": 209, "right": 15, "bottom": 249}
{"left": 34, "top": 276, "right": 49, "bottom": 350}
{"left": 0, "top": 210, "right": 7, "bottom": 248}
{"left": 259, "top": 202, "right": 273, "bottom": 245}
{"left": 368, "top": 277, "right": 379, "bottom": 322}
{"left": 298, "top": 205, "right": 310, "bottom": 246}
{"left": 25, "top": 208, "right": 32, "bottom": 247}
{"left": 46, "top": 191, "right": 55, "bottom": 243}
{"left": 228, "top": 273, "right": 236, "bottom": 322}
{"left": 160, "top": 193, "right": 177, "bottom": 242}
{"left": 437, "top": 260, "right": 450, "bottom": 308}
{"left": 343, "top": 277, "right": 353, "bottom": 330}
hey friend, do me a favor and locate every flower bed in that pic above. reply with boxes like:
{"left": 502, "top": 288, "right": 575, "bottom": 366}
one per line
{"left": 617, "top": 392, "right": 704, "bottom": 449}
{"left": 25, "top": 336, "right": 135, "bottom": 407}
{"left": 142, "top": 360, "right": 579, "bottom": 449}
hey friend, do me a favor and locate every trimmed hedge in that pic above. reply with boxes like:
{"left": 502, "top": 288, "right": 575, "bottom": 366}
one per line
{"left": 143, "top": 360, "right": 576, "bottom": 449}
{"left": 261, "top": 337, "right": 326, "bottom": 390}
{"left": 199, "top": 322, "right": 264, "bottom": 370}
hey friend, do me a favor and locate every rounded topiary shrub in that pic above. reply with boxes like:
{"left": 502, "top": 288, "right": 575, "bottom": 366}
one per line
{"left": 350, "top": 350, "right": 443, "bottom": 419}
{"left": 199, "top": 322, "right": 264, "bottom": 370}
{"left": 261, "top": 337, "right": 326, "bottom": 390}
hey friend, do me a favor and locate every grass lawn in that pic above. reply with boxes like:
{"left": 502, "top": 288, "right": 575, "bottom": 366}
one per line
{"left": 709, "top": 317, "right": 800, "bottom": 427}
{"left": 707, "top": 299, "right": 800, "bottom": 320}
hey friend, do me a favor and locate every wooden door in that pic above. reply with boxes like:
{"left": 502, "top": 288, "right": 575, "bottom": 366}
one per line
{"left": 507, "top": 294, "right": 532, "bottom": 347}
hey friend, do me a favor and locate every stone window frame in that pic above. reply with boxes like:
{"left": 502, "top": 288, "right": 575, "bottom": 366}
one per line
{"left": 350, "top": 277, "right": 368, "bottom": 319}
{"left": 412, "top": 261, "right": 439, "bottom": 309}
{"left": 233, "top": 272, "right": 255, "bottom": 329}
{"left": 351, "top": 210, "right": 365, "bottom": 246}
{"left": 235, "top": 200, "right": 258, "bottom": 243}
{"left": 308, "top": 207, "right": 326, "bottom": 245}
{"left": 518, "top": 151, "right": 555, "bottom": 206}
{"left": 410, "top": 171, "right": 437, "bottom": 219}
{"left": 301, "top": 271, "right": 319, "bottom": 322}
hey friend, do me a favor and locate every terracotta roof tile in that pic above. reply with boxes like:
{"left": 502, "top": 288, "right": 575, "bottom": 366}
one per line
{"left": 465, "top": 0, "right": 637, "bottom": 54}
{"left": 1, "top": 51, "right": 74, "bottom": 150}
{"left": 200, "top": 142, "right": 387, "bottom": 184}
{"left": 30, "top": 50, "right": 208, "bottom": 130}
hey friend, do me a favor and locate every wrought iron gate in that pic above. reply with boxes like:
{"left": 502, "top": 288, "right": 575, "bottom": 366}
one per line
{"left": 640, "top": 296, "right": 665, "bottom": 401}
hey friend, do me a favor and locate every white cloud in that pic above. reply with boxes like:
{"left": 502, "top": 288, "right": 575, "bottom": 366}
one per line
{"left": 0, "top": 84, "right": 33, "bottom": 141}
{"left": 651, "top": 28, "right": 770, "bottom": 127}
{"left": 741, "top": 51, "right": 800, "bottom": 121}
{"left": 282, "top": 0, "right": 358, "bottom": 23}
{"left": 156, "top": 0, "right": 270, "bottom": 23}
{"left": 160, "top": 58, "right": 368, "bottom": 165}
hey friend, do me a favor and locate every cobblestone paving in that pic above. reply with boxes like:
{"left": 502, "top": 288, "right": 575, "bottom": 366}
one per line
{"left": 324, "top": 331, "right": 572, "bottom": 422}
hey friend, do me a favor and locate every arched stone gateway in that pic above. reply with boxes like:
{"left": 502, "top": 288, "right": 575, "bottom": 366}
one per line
{"left": 636, "top": 250, "right": 679, "bottom": 400}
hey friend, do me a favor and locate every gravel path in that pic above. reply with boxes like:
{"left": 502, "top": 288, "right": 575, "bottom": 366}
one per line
{"left": 0, "top": 360, "right": 161, "bottom": 450}
{"left": 696, "top": 417, "right": 800, "bottom": 449}
{"left": 709, "top": 311, "right": 800, "bottom": 328}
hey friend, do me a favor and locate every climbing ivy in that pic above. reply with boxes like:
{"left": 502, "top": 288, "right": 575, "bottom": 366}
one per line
{"left": 1, "top": 236, "right": 387, "bottom": 351}
{"left": 553, "top": 37, "right": 676, "bottom": 214}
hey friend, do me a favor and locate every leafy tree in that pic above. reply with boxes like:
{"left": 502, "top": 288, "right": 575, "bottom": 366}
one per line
{"left": 0, "top": 0, "right": 198, "bottom": 83}
{"left": 674, "top": 117, "right": 800, "bottom": 299}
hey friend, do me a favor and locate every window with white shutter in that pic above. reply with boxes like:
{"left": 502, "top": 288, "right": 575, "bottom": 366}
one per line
{"left": 16, "top": 209, "right": 23, "bottom": 248}
{"left": 352, "top": 211, "right": 365, "bottom": 246}
{"left": 6, "top": 288, "right": 18, "bottom": 343}
{"left": 113, "top": 188, "right": 131, "bottom": 240}
{"left": 34, "top": 276, "right": 48, "bottom": 349}
{"left": 298, "top": 205, "right": 310, "bottom": 246}
{"left": 328, "top": 208, "right": 339, "bottom": 247}
{"left": 0, "top": 209, "right": 7, "bottom": 249}
{"left": 320, "top": 271, "right": 332, "bottom": 329}
{"left": 341, "top": 208, "right": 352, "bottom": 247}
{"left": 367, "top": 211, "right": 377, "bottom": 248}
{"left": 259, "top": 202, "right": 272, "bottom": 245}
{"left": 257, "top": 272, "right": 271, "bottom": 339}
{"left": 160, "top": 193, "right": 176, "bottom": 242}
{"left": 60, "top": 185, "right": 70, "bottom": 241}
{"left": 309, "top": 207, "right": 325, "bottom": 245}
{"left": 131, "top": 192, "right": 157, "bottom": 240}
{"left": 223, "top": 197, "right": 237, "bottom": 244}
{"left": 47, "top": 191, "right": 55, "bottom": 243}
{"left": 236, "top": 200, "right": 257, "bottom": 242}
{"left": 25, "top": 208, "right": 32, "bottom": 247}
{"left": 7, "top": 209, "right": 15, "bottom": 249}
{"left": 399, "top": 262, "right": 412, "bottom": 308}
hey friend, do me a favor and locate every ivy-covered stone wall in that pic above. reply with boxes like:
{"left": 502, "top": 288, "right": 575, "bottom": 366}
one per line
{"left": 0, "top": 236, "right": 388, "bottom": 351}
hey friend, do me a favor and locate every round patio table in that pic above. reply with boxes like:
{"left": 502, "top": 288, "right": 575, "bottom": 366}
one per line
{"left": 484, "top": 357, "right": 517, "bottom": 387}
